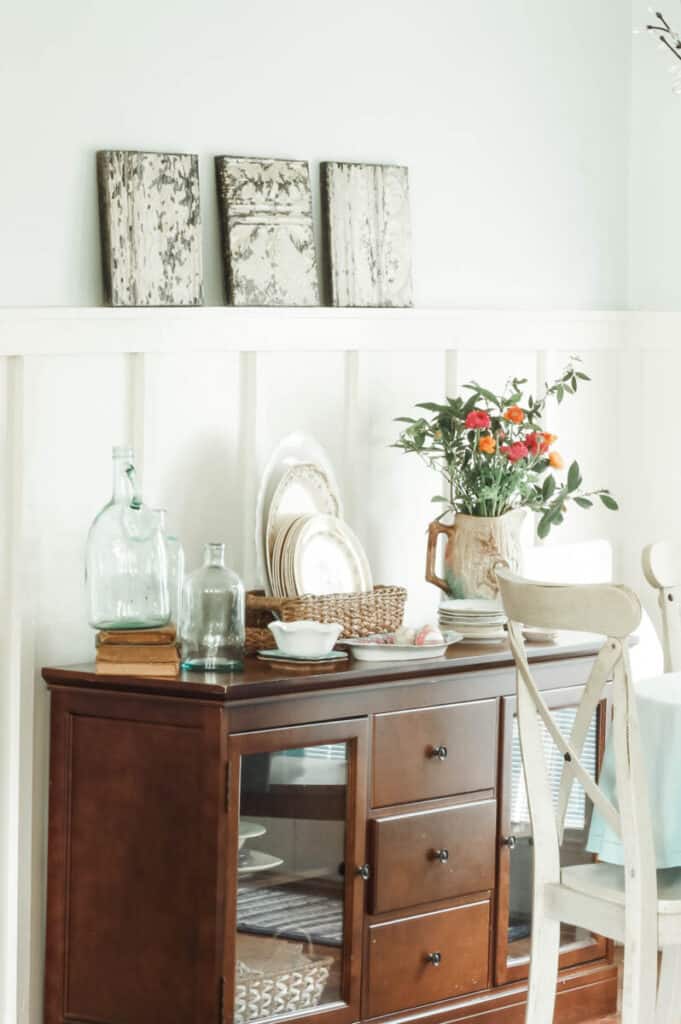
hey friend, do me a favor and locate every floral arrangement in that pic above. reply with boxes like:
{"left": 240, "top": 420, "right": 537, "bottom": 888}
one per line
{"left": 394, "top": 359, "right": 617, "bottom": 539}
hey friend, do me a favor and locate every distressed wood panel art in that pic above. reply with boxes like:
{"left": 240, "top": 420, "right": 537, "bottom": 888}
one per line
{"left": 215, "top": 156, "right": 320, "bottom": 306}
{"left": 321, "top": 162, "right": 413, "bottom": 308}
{"left": 97, "top": 150, "right": 203, "bottom": 307}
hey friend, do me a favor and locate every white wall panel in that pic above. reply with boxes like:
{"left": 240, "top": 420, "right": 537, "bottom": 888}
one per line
{"left": 358, "top": 351, "right": 447, "bottom": 624}
{"left": 140, "top": 351, "right": 242, "bottom": 578}
{"left": 18, "top": 354, "right": 130, "bottom": 1024}
{"left": 0, "top": 356, "right": 12, "bottom": 1024}
{"left": 543, "top": 349, "right": 620, "bottom": 547}
{"left": 457, "top": 349, "right": 538, "bottom": 400}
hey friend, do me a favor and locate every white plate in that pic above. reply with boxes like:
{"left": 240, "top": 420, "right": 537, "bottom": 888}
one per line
{"left": 237, "top": 849, "right": 284, "bottom": 876}
{"left": 439, "top": 615, "right": 506, "bottom": 625}
{"left": 265, "top": 464, "right": 339, "bottom": 593}
{"left": 293, "top": 514, "right": 372, "bottom": 596}
{"left": 271, "top": 514, "right": 309, "bottom": 597}
{"left": 439, "top": 598, "right": 504, "bottom": 613}
{"left": 441, "top": 627, "right": 506, "bottom": 642}
{"left": 257, "top": 648, "right": 348, "bottom": 664}
{"left": 255, "top": 434, "right": 343, "bottom": 595}
{"left": 238, "top": 819, "right": 267, "bottom": 849}
{"left": 343, "top": 631, "right": 462, "bottom": 662}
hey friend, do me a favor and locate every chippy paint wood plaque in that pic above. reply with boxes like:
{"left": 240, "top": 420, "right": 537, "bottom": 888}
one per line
{"left": 97, "top": 150, "right": 203, "bottom": 307}
{"left": 215, "top": 156, "right": 320, "bottom": 306}
{"left": 321, "top": 162, "right": 413, "bottom": 308}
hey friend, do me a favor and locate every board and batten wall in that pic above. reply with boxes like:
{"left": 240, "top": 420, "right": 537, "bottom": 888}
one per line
{"left": 0, "top": 307, "right": 630, "bottom": 1024}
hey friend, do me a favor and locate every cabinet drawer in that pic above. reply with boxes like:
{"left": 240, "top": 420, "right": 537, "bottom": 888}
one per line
{"left": 372, "top": 699, "right": 497, "bottom": 807}
{"left": 366, "top": 901, "right": 490, "bottom": 1017}
{"left": 371, "top": 799, "right": 496, "bottom": 914}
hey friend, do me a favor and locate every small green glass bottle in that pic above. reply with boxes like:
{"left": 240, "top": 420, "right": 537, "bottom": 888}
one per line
{"left": 180, "top": 542, "right": 245, "bottom": 671}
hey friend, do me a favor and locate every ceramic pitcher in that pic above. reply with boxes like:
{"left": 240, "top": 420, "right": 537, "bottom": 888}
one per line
{"left": 425, "top": 508, "right": 525, "bottom": 600}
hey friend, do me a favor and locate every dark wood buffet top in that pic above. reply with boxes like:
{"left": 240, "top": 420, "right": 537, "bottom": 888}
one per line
{"left": 42, "top": 632, "right": 602, "bottom": 704}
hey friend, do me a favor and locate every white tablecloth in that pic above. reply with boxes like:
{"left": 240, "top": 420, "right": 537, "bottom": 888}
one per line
{"left": 587, "top": 672, "right": 681, "bottom": 868}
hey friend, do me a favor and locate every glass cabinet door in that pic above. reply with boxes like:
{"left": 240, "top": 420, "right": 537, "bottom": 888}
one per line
{"left": 495, "top": 687, "right": 608, "bottom": 985}
{"left": 225, "top": 721, "right": 368, "bottom": 1024}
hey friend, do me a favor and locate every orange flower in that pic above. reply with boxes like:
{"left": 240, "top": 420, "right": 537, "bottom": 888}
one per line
{"left": 478, "top": 435, "right": 496, "bottom": 454}
{"left": 543, "top": 432, "right": 558, "bottom": 447}
{"left": 549, "top": 451, "right": 564, "bottom": 469}
{"left": 503, "top": 405, "right": 524, "bottom": 424}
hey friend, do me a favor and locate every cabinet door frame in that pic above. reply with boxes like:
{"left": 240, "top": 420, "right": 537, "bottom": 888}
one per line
{"left": 494, "top": 685, "right": 610, "bottom": 986}
{"left": 224, "top": 718, "right": 369, "bottom": 1024}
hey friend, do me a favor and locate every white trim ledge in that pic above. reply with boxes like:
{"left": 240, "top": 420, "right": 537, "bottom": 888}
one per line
{"left": 0, "top": 307, "right": 629, "bottom": 356}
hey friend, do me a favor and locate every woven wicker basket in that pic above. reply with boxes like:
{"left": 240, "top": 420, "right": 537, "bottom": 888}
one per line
{"left": 234, "top": 946, "right": 332, "bottom": 1023}
{"left": 246, "top": 586, "right": 407, "bottom": 648}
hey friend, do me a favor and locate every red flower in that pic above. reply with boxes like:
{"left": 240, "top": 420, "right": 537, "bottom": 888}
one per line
{"left": 501, "top": 442, "right": 529, "bottom": 463}
{"left": 526, "top": 431, "right": 557, "bottom": 455}
{"left": 465, "top": 410, "right": 491, "bottom": 430}
{"left": 526, "top": 431, "right": 547, "bottom": 455}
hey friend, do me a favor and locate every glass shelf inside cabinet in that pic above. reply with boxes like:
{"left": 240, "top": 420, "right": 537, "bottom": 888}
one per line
{"left": 506, "top": 707, "right": 600, "bottom": 968}
{"left": 235, "top": 743, "right": 348, "bottom": 1024}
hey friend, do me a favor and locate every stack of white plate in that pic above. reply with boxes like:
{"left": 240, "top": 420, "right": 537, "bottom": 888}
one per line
{"left": 256, "top": 433, "right": 373, "bottom": 598}
{"left": 439, "top": 598, "right": 507, "bottom": 641}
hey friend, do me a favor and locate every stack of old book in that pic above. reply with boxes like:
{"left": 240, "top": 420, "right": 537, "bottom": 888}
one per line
{"left": 95, "top": 625, "right": 180, "bottom": 676}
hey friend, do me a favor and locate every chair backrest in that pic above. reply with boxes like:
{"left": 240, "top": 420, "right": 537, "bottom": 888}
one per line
{"left": 642, "top": 541, "right": 681, "bottom": 672}
{"left": 496, "top": 568, "right": 656, "bottom": 911}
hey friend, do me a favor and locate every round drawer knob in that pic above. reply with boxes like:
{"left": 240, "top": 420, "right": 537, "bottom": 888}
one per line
{"left": 426, "top": 951, "right": 442, "bottom": 966}
{"left": 429, "top": 744, "right": 448, "bottom": 761}
{"left": 501, "top": 835, "right": 518, "bottom": 850}
{"left": 432, "top": 848, "right": 449, "bottom": 863}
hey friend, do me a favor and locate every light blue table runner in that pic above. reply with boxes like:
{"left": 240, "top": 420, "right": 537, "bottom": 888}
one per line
{"left": 587, "top": 672, "right": 681, "bottom": 869}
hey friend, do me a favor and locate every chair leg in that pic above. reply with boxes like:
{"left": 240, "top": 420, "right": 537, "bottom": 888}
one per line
{"left": 621, "top": 934, "right": 658, "bottom": 1024}
{"left": 656, "top": 946, "right": 681, "bottom": 1024}
{"left": 525, "top": 906, "right": 560, "bottom": 1024}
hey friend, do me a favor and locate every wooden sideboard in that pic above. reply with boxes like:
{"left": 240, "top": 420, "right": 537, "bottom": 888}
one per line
{"left": 42, "top": 636, "right": 617, "bottom": 1024}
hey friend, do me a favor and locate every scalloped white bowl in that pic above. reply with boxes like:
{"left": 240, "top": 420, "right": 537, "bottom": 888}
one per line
{"left": 268, "top": 619, "right": 343, "bottom": 658}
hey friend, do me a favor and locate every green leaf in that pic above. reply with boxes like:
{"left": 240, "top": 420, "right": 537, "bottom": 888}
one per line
{"left": 430, "top": 495, "right": 448, "bottom": 503}
{"left": 465, "top": 384, "right": 498, "bottom": 406}
{"left": 542, "top": 475, "right": 556, "bottom": 500}
{"left": 394, "top": 416, "right": 416, "bottom": 424}
{"left": 576, "top": 372, "right": 590, "bottom": 381}
{"left": 461, "top": 392, "right": 480, "bottom": 415}
{"left": 600, "top": 493, "right": 619, "bottom": 511}
{"left": 574, "top": 497, "right": 593, "bottom": 509}
{"left": 537, "top": 514, "right": 552, "bottom": 540}
{"left": 415, "top": 401, "right": 446, "bottom": 413}
{"left": 567, "top": 461, "right": 582, "bottom": 492}
{"left": 556, "top": 384, "right": 564, "bottom": 403}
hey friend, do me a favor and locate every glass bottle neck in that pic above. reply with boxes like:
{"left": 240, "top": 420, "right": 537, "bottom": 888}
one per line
{"left": 204, "top": 542, "right": 226, "bottom": 568}
{"left": 112, "top": 449, "right": 140, "bottom": 507}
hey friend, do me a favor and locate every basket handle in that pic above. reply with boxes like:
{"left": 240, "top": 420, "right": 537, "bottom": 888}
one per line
{"left": 425, "top": 520, "right": 455, "bottom": 595}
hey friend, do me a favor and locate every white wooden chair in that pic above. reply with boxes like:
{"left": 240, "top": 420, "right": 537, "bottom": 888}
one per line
{"left": 643, "top": 541, "right": 681, "bottom": 674}
{"left": 497, "top": 567, "right": 681, "bottom": 1024}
